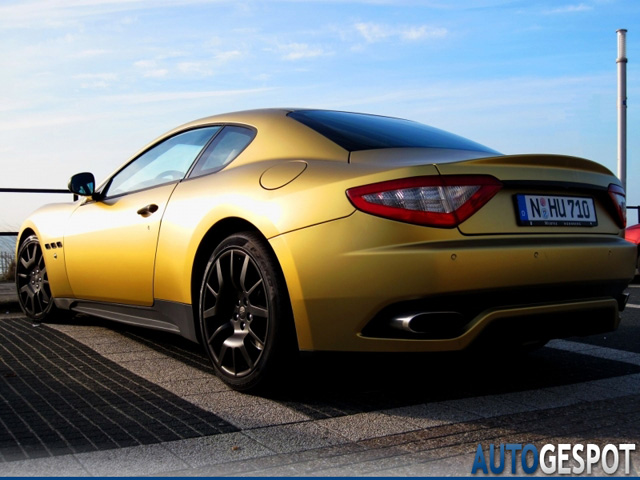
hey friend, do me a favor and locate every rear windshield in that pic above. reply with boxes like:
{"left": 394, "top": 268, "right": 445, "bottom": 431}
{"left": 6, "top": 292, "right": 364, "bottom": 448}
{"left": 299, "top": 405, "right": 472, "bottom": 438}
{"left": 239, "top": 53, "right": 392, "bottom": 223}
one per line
{"left": 288, "top": 110, "right": 499, "bottom": 154}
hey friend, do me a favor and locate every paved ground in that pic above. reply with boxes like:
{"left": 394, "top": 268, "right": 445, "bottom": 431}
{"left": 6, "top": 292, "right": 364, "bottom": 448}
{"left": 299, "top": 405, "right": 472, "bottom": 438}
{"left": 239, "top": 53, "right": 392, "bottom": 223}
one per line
{"left": 1, "top": 281, "right": 640, "bottom": 476}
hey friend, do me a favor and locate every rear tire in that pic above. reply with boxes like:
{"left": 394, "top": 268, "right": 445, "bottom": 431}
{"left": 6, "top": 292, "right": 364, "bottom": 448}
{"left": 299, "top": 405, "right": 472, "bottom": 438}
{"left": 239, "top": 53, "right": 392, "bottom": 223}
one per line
{"left": 198, "top": 232, "right": 297, "bottom": 392}
{"left": 15, "top": 235, "right": 60, "bottom": 321}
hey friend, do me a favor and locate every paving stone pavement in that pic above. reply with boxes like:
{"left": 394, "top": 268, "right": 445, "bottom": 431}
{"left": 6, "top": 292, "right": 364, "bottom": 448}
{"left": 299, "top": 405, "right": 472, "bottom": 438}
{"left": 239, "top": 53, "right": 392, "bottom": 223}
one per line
{"left": 1, "top": 282, "right": 640, "bottom": 476}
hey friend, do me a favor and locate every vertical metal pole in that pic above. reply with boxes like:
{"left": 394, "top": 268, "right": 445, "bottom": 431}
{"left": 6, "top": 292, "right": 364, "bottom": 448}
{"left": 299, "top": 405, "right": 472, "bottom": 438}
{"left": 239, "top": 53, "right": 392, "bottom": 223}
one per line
{"left": 617, "top": 29, "right": 628, "bottom": 194}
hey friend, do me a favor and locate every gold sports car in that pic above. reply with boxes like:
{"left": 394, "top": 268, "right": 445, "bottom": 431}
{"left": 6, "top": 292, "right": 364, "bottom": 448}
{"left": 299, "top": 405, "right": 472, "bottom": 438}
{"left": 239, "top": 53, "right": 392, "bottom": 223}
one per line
{"left": 16, "top": 109, "right": 635, "bottom": 391}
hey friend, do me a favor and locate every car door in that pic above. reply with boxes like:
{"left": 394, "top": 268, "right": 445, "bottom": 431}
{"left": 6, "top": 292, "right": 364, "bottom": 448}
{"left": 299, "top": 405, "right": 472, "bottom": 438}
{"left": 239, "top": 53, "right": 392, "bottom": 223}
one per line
{"left": 64, "top": 126, "right": 221, "bottom": 306}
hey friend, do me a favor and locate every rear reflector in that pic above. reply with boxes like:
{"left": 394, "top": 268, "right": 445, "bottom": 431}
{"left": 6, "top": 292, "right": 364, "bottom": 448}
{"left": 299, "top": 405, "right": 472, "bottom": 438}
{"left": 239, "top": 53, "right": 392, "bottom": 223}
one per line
{"left": 608, "top": 183, "right": 626, "bottom": 228}
{"left": 346, "top": 175, "right": 502, "bottom": 228}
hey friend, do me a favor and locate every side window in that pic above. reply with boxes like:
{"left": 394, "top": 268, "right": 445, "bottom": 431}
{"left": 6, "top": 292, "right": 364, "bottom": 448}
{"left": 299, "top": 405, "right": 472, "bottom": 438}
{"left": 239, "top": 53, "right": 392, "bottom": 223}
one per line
{"left": 106, "top": 126, "right": 221, "bottom": 197}
{"left": 189, "top": 126, "right": 255, "bottom": 179}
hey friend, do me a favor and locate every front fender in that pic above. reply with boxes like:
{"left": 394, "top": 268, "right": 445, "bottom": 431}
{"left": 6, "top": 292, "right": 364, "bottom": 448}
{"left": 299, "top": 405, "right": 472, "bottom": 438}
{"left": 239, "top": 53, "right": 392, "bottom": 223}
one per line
{"left": 17, "top": 202, "right": 78, "bottom": 298}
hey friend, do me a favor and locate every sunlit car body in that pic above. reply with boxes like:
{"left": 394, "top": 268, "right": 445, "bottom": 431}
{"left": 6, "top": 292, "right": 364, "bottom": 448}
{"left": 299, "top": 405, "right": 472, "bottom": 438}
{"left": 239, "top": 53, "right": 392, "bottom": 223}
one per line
{"left": 16, "top": 109, "right": 636, "bottom": 391}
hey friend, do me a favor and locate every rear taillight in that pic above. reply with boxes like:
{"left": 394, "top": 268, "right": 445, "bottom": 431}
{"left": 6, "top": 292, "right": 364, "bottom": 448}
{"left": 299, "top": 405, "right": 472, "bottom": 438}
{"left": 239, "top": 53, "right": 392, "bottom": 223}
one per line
{"left": 608, "top": 183, "right": 626, "bottom": 228}
{"left": 346, "top": 175, "right": 502, "bottom": 228}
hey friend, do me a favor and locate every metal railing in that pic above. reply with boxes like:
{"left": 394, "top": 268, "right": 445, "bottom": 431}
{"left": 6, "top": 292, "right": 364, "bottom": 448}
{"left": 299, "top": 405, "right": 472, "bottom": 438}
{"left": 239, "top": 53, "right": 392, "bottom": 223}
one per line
{"left": 0, "top": 187, "right": 70, "bottom": 236}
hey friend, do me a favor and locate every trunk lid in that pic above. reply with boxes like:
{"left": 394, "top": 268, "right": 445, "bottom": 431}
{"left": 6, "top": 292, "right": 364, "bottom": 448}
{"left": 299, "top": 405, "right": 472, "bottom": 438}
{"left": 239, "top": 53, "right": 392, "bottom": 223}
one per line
{"left": 435, "top": 154, "right": 622, "bottom": 235}
{"left": 349, "top": 149, "right": 623, "bottom": 236}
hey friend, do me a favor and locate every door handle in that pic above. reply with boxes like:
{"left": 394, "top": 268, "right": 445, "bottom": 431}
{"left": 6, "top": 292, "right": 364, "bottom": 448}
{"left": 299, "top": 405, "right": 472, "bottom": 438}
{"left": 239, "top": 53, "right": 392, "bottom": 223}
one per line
{"left": 137, "top": 204, "right": 159, "bottom": 217}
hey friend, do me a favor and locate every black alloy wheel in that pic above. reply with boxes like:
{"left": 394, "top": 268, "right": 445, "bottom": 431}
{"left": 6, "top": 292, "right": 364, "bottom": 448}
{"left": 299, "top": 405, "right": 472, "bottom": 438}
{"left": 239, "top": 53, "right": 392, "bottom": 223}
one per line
{"left": 16, "top": 235, "right": 56, "bottom": 320}
{"left": 199, "top": 232, "right": 296, "bottom": 391}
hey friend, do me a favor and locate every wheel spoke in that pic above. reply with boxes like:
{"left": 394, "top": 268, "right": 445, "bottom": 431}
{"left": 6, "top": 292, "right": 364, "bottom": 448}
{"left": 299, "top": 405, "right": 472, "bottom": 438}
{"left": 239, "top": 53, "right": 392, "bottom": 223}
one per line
{"left": 206, "top": 283, "right": 218, "bottom": 298}
{"left": 24, "top": 296, "right": 34, "bottom": 315}
{"left": 247, "top": 304, "right": 268, "bottom": 318}
{"left": 34, "top": 291, "right": 43, "bottom": 314}
{"left": 247, "top": 278, "right": 262, "bottom": 296}
{"left": 20, "top": 256, "right": 30, "bottom": 270}
{"left": 247, "top": 328, "right": 265, "bottom": 350}
{"left": 218, "top": 342, "right": 229, "bottom": 366}
{"left": 239, "top": 343, "right": 254, "bottom": 369}
{"left": 203, "top": 303, "right": 218, "bottom": 319}
{"left": 239, "top": 254, "right": 249, "bottom": 291}
{"left": 229, "top": 252, "right": 237, "bottom": 290}
{"left": 215, "top": 259, "right": 224, "bottom": 291}
{"left": 207, "top": 323, "right": 229, "bottom": 345}
{"left": 231, "top": 345, "right": 237, "bottom": 373}
{"left": 40, "top": 288, "right": 50, "bottom": 304}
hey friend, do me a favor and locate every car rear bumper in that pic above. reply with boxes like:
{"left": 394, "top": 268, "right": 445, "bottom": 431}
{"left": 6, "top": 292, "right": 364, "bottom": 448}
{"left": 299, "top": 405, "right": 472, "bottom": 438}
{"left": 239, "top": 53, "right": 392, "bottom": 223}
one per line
{"left": 270, "top": 212, "right": 636, "bottom": 352}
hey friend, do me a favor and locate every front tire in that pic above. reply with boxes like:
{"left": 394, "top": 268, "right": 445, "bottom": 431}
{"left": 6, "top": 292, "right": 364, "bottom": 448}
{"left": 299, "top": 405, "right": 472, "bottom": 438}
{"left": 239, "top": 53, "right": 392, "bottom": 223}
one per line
{"left": 15, "top": 235, "right": 58, "bottom": 321}
{"left": 198, "top": 232, "right": 296, "bottom": 392}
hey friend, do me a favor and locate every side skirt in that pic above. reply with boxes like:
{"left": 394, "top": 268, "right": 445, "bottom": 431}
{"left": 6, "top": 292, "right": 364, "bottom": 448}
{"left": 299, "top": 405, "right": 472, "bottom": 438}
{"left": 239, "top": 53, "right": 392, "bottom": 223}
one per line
{"left": 53, "top": 298, "right": 199, "bottom": 343}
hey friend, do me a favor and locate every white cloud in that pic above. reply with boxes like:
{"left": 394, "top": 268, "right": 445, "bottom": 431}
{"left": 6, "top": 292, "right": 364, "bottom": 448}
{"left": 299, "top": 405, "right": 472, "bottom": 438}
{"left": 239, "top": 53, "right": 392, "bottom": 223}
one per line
{"left": 135, "top": 49, "right": 245, "bottom": 79}
{"left": 144, "top": 69, "right": 169, "bottom": 78}
{"left": 544, "top": 3, "right": 593, "bottom": 14}
{"left": 0, "top": 0, "right": 228, "bottom": 28}
{"left": 326, "top": 74, "right": 609, "bottom": 112}
{"left": 107, "top": 87, "right": 275, "bottom": 104}
{"left": 0, "top": 98, "right": 33, "bottom": 113}
{"left": 354, "top": 22, "right": 390, "bottom": 42}
{"left": 399, "top": 25, "right": 448, "bottom": 41}
{"left": 355, "top": 22, "right": 448, "bottom": 43}
{"left": 133, "top": 59, "right": 156, "bottom": 69}
{"left": 134, "top": 59, "right": 169, "bottom": 78}
{"left": 177, "top": 61, "right": 212, "bottom": 76}
{"left": 0, "top": 87, "right": 276, "bottom": 133}
{"left": 71, "top": 48, "right": 111, "bottom": 58}
{"left": 275, "top": 43, "right": 332, "bottom": 61}
{"left": 175, "top": 51, "right": 243, "bottom": 76}
{"left": 73, "top": 72, "right": 118, "bottom": 80}
{"left": 0, "top": 113, "right": 106, "bottom": 131}
{"left": 73, "top": 72, "right": 119, "bottom": 88}
{"left": 215, "top": 50, "right": 243, "bottom": 62}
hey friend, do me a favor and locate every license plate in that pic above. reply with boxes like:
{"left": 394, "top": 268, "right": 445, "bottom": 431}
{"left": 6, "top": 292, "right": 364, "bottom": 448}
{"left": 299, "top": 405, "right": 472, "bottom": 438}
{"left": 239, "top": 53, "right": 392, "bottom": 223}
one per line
{"left": 515, "top": 194, "right": 597, "bottom": 226}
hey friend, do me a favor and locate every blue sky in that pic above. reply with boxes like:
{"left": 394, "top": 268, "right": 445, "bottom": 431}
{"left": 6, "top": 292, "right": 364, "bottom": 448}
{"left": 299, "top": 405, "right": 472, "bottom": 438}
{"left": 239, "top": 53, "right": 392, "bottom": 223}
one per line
{"left": 0, "top": 0, "right": 639, "bottom": 237}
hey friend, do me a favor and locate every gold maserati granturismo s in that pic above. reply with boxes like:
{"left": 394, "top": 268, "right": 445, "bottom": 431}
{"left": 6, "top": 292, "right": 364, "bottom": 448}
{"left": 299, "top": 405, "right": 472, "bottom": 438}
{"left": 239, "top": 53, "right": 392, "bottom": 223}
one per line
{"left": 16, "top": 108, "right": 635, "bottom": 391}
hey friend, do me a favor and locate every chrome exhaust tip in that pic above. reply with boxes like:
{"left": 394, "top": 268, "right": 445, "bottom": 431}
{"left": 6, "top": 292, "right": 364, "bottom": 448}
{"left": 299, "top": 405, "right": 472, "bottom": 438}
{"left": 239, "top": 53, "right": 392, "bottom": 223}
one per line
{"left": 390, "top": 315, "right": 420, "bottom": 333}
{"left": 390, "top": 312, "right": 465, "bottom": 335}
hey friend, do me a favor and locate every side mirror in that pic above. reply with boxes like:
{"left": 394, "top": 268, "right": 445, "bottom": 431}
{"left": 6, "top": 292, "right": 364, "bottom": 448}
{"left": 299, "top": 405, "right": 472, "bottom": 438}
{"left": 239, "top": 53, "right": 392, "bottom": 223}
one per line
{"left": 68, "top": 172, "right": 96, "bottom": 197}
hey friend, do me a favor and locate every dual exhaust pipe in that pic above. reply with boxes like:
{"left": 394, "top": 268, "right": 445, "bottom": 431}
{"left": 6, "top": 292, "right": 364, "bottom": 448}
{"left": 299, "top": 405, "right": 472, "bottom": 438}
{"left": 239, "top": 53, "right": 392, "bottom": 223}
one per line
{"left": 392, "top": 293, "right": 631, "bottom": 336}
{"left": 390, "top": 311, "right": 465, "bottom": 335}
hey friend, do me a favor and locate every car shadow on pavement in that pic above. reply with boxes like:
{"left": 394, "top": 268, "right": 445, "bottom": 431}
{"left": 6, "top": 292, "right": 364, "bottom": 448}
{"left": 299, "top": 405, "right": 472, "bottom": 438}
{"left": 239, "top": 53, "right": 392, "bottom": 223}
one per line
{"left": 48, "top": 313, "right": 640, "bottom": 414}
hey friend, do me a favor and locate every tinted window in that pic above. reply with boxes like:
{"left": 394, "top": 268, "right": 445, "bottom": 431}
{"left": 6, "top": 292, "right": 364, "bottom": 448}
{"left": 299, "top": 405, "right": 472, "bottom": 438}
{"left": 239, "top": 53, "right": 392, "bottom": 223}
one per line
{"left": 189, "top": 126, "right": 255, "bottom": 178}
{"left": 288, "top": 110, "right": 499, "bottom": 154}
{"left": 107, "top": 127, "right": 220, "bottom": 196}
